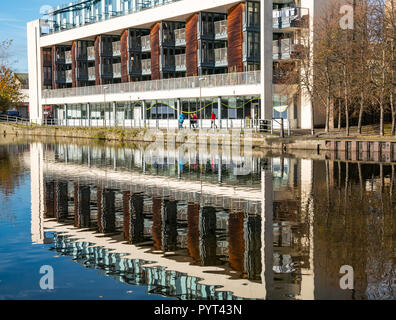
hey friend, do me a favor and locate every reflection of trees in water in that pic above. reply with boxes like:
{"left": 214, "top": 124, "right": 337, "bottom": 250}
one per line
{"left": 0, "top": 145, "right": 26, "bottom": 196}
{"left": 313, "top": 161, "right": 396, "bottom": 300}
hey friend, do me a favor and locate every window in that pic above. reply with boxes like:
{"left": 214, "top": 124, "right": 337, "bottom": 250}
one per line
{"left": 247, "top": 1, "right": 260, "bottom": 28}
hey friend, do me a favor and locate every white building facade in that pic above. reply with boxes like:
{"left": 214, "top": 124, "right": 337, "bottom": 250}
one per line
{"left": 27, "top": 0, "right": 326, "bottom": 129}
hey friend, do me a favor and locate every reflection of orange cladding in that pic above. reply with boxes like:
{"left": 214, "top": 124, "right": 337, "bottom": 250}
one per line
{"left": 97, "top": 186, "right": 103, "bottom": 233}
{"left": 187, "top": 203, "right": 200, "bottom": 264}
{"left": 186, "top": 14, "right": 198, "bottom": 77}
{"left": 227, "top": 3, "right": 245, "bottom": 73}
{"left": 123, "top": 191, "right": 131, "bottom": 242}
{"left": 152, "top": 197, "right": 162, "bottom": 250}
{"left": 228, "top": 211, "right": 246, "bottom": 274}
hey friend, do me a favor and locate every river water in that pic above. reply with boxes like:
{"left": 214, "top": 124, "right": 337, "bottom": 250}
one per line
{"left": 0, "top": 140, "right": 395, "bottom": 300}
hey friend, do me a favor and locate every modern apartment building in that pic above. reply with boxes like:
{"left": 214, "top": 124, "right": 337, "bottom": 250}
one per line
{"left": 27, "top": 0, "right": 327, "bottom": 129}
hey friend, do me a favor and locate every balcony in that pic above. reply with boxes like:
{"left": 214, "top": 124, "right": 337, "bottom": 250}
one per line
{"left": 112, "top": 41, "right": 121, "bottom": 56}
{"left": 65, "top": 51, "right": 72, "bottom": 64}
{"left": 273, "top": 7, "right": 309, "bottom": 30}
{"left": 215, "top": 48, "right": 228, "bottom": 67}
{"left": 88, "top": 67, "right": 96, "bottom": 81}
{"left": 54, "top": 71, "right": 65, "bottom": 83}
{"left": 273, "top": 39, "right": 304, "bottom": 60}
{"left": 141, "top": 35, "right": 151, "bottom": 52}
{"left": 175, "top": 54, "right": 186, "bottom": 71}
{"left": 113, "top": 63, "right": 121, "bottom": 78}
{"left": 87, "top": 47, "right": 95, "bottom": 60}
{"left": 174, "top": 28, "right": 186, "bottom": 46}
{"left": 43, "top": 71, "right": 261, "bottom": 99}
{"left": 142, "top": 59, "right": 151, "bottom": 75}
{"left": 66, "top": 70, "right": 73, "bottom": 83}
{"left": 214, "top": 20, "right": 227, "bottom": 40}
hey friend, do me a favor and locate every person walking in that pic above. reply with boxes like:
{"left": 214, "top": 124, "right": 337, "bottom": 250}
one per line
{"left": 192, "top": 113, "right": 198, "bottom": 129}
{"left": 211, "top": 112, "right": 217, "bottom": 129}
{"left": 178, "top": 113, "right": 184, "bottom": 129}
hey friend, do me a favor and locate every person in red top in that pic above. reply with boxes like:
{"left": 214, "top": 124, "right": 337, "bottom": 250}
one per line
{"left": 210, "top": 112, "right": 217, "bottom": 129}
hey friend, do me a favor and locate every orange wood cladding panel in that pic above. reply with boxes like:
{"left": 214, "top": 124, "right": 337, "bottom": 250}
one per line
{"left": 227, "top": 3, "right": 244, "bottom": 73}
{"left": 94, "top": 36, "right": 101, "bottom": 85}
{"left": 186, "top": 14, "right": 198, "bottom": 77}
{"left": 71, "top": 41, "right": 77, "bottom": 87}
{"left": 151, "top": 23, "right": 161, "bottom": 80}
{"left": 120, "top": 30, "right": 129, "bottom": 83}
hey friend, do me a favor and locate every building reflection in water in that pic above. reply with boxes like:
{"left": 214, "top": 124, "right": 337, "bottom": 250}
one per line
{"left": 29, "top": 142, "right": 396, "bottom": 300}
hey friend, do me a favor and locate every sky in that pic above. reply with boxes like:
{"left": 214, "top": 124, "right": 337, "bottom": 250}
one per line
{"left": 0, "top": 0, "right": 64, "bottom": 73}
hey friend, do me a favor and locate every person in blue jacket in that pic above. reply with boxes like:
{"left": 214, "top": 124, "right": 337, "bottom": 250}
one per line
{"left": 178, "top": 113, "right": 184, "bottom": 129}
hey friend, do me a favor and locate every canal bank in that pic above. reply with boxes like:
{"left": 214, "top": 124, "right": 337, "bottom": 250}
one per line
{"left": 2, "top": 123, "right": 396, "bottom": 153}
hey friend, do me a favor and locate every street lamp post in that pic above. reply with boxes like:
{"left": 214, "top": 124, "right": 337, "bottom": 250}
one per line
{"left": 103, "top": 86, "right": 109, "bottom": 128}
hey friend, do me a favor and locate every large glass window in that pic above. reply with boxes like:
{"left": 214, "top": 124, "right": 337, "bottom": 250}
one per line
{"left": 247, "top": 1, "right": 260, "bottom": 28}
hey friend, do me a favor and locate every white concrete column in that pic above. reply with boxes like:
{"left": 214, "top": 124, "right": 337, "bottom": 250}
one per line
{"left": 261, "top": 168, "right": 274, "bottom": 299}
{"left": 30, "top": 143, "right": 44, "bottom": 244}
{"left": 176, "top": 99, "right": 181, "bottom": 118}
{"left": 27, "top": 20, "right": 43, "bottom": 125}
{"left": 261, "top": 0, "right": 273, "bottom": 120}
{"left": 113, "top": 102, "right": 117, "bottom": 126}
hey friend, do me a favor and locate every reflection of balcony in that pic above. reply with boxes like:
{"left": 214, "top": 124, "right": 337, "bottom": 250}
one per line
{"left": 142, "top": 59, "right": 151, "bottom": 75}
{"left": 214, "top": 20, "right": 227, "bottom": 40}
{"left": 174, "top": 28, "right": 186, "bottom": 46}
{"left": 273, "top": 7, "right": 309, "bottom": 30}
{"left": 65, "top": 51, "right": 72, "bottom": 64}
{"left": 112, "top": 41, "right": 121, "bottom": 56}
{"left": 88, "top": 67, "right": 96, "bottom": 81}
{"left": 273, "top": 39, "right": 304, "bottom": 60}
{"left": 87, "top": 47, "right": 95, "bottom": 60}
{"left": 215, "top": 48, "right": 228, "bottom": 67}
{"left": 113, "top": 63, "right": 121, "bottom": 78}
{"left": 175, "top": 54, "right": 186, "bottom": 71}
{"left": 141, "top": 35, "right": 151, "bottom": 52}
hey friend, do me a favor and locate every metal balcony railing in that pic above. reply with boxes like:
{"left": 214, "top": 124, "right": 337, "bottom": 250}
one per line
{"left": 174, "top": 28, "right": 186, "bottom": 46}
{"left": 175, "top": 54, "right": 186, "bottom": 71}
{"left": 141, "top": 35, "right": 151, "bottom": 51}
{"left": 273, "top": 38, "right": 304, "bottom": 60}
{"left": 113, "top": 63, "right": 121, "bottom": 78}
{"left": 142, "top": 59, "right": 151, "bottom": 75}
{"left": 215, "top": 48, "right": 228, "bottom": 67}
{"left": 112, "top": 41, "right": 121, "bottom": 56}
{"left": 87, "top": 47, "right": 95, "bottom": 60}
{"left": 66, "top": 70, "right": 73, "bottom": 82}
{"left": 214, "top": 20, "right": 227, "bottom": 40}
{"left": 65, "top": 51, "right": 72, "bottom": 64}
{"left": 88, "top": 67, "right": 96, "bottom": 81}
{"left": 42, "top": 71, "right": 260, "bottom": 99}
{"left": 273, "top": 7, "right": 309, "bottom": 30}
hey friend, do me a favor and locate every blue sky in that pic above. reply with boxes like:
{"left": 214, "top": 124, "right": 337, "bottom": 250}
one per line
{"left": 0, "top": 0, "right": 64, "bottom": 73}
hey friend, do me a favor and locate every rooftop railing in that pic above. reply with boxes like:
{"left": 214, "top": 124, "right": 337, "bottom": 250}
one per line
{"left": 41, "top": 0, "right": 184, "bottom": 36}
{"left": 42, "top": 71, "right": 260, "bottom": 99}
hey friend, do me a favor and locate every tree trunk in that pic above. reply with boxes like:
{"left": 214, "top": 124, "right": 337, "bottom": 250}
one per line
{"left": 338, "top": 99, "right": 342, "bottom": 131}
{"left": 358, "top": 92, "right": 364, "bottom": 134}
{"left": 345, "top": 85, "right": 349, "bottom": 137}
{"left": 391, "top": 92, "right": 395, "bottom": 136}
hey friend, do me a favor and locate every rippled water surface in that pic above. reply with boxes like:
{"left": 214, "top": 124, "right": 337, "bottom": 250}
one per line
{"left": 0, "top": 141, "right": 395, "bottom": 300}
